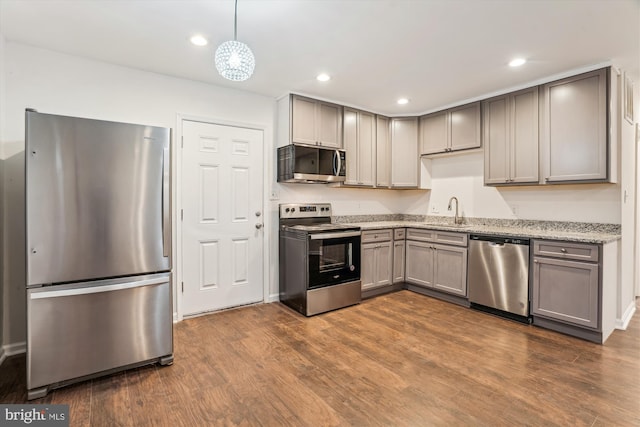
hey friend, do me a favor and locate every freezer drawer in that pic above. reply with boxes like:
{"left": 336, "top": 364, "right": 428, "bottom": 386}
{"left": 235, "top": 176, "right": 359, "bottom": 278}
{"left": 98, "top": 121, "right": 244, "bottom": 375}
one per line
{"left": 27, "top": 273, "right": 173, "bottom": 392}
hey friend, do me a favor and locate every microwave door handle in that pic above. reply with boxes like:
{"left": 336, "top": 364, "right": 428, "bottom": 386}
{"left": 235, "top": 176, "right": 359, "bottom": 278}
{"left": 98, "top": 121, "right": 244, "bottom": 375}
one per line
{"left": 334, "top": 150, "right": 342, "bottom": 176}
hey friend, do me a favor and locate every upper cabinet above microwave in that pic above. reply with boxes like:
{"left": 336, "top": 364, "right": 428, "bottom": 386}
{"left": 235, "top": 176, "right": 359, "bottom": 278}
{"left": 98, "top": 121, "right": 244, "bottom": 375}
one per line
{"left": 278, "top": 94, "right": 343, "bottom": 149}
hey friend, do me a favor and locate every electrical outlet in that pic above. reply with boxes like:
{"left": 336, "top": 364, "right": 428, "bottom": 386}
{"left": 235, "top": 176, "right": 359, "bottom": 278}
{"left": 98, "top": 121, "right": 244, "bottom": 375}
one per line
{"left": 511, "top": 204, "right": 519, "bottom": 216}
{"left": 270, "top": 190, "right": 279, "bottom": 201}
{"left": 430, "top": 205, "right": 439, "bottom": 214}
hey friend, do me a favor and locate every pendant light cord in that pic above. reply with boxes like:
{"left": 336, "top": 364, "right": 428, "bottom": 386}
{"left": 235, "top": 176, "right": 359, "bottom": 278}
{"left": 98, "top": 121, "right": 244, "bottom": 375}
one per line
{"left": 233, "top": 0, "right": 238, "bottom": 41}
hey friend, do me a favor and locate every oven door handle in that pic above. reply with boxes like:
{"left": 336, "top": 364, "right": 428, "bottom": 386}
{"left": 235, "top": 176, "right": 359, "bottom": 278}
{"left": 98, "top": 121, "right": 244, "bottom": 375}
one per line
{"left": 309, "top": 231, "right": 361, "bottom": 240}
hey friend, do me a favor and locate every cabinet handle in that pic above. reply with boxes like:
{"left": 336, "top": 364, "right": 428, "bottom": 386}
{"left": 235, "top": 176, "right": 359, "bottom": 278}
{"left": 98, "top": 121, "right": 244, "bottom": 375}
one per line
{"left": 534, "top": 259, "right": 539, "bottom": 263}
{"left": 560, "top": 248, "right": 567, "bottom": 253}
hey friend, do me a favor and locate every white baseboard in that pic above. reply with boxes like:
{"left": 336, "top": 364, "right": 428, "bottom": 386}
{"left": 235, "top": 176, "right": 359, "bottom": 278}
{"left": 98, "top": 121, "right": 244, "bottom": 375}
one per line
{"left": 266, "top": 293, "right": 280, "bottom": 303}
{"left": 3, "top": 341, "right": 26, "bottom": 356}
{"left": 615, "top": 301, "right": 637, "bottom": 330}
{"left": 173, "top": 311, "right": 179, "bottom": 323}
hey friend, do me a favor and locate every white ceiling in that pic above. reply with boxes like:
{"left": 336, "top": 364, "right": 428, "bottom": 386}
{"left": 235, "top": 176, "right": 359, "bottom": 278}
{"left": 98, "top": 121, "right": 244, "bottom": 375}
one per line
{"left": 1, "top": 0, "right": 638, "bottom": 115}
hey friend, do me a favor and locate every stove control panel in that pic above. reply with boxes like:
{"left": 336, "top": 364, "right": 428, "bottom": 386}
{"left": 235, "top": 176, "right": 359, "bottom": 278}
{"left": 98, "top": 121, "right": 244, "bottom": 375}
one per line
{"left": 279, "top": 203, "right": 332, "bottom": 219}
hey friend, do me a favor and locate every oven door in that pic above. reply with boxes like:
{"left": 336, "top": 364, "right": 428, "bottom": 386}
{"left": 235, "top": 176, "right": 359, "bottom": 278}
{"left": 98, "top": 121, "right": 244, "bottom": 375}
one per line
{"left": 308, "top": 231, "right": 361, "bottom": 289}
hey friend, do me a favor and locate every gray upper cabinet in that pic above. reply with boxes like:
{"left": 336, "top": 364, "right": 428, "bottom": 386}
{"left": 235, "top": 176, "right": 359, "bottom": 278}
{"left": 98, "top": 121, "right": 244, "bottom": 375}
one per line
{"left": 420, "top": 102, "right": 481, "bottom": 155}
{"left": 539, "top": 68, "right": 608, "bottom": 183}
{"left": 376, "top": 115, "right": 391, "bottom": 188}
{"left": 483, "top": 87, "right": 539, "bottom": 185}
{"left": 290, "top": 95, "right": 343, "bottom": 148}
{"left": 344, "top": 108, "right": 375, "bottom": 186}
{"left": 390, "top": 117, "right": 419, "bottom": 188}
{"left": 419, "top": 111, "right": 448, "bottom": 154}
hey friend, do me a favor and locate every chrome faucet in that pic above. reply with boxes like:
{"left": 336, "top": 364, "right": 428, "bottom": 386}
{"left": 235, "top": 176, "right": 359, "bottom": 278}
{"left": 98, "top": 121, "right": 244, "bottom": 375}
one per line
{"left": 447, "top": 196, "right": 462, "bottom": 225}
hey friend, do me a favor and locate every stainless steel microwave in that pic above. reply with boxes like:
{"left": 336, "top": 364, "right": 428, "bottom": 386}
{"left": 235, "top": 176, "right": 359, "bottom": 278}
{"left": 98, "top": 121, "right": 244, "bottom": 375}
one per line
{"left": 277, "top": 144, "right": 346, "bottom": 183}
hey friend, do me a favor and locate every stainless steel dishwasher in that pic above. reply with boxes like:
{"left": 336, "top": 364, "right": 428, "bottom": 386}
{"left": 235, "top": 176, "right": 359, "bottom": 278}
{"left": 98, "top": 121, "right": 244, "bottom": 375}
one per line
{"left": 468, "top": 235, "right": 531, "bottom": 323}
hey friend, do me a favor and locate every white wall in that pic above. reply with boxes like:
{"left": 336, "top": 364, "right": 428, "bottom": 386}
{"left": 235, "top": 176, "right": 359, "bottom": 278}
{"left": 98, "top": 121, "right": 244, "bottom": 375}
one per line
{"left": 0, "top": 33, "right": 6, "bottom": 352}
{"left": 1, "top": 42, "right": 276, "bottom": 346}
{"left": 398, "top": 152, "right": 621, "bottom": 223}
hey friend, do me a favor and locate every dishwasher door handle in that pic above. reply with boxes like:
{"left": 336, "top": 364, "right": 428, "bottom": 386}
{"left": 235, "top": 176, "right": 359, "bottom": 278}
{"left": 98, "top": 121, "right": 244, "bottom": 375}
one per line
{"left": 489, "top": 242, "right": 505, "bottom": 248}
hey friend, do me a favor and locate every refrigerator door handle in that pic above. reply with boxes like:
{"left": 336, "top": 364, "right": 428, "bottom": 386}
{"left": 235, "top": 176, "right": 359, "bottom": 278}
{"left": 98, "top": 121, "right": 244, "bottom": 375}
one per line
{"left": 29, "top": 277, "right": 168, "bottom": 299}
{"left": 162, "top": 144, "right": 171, "bottom": 258}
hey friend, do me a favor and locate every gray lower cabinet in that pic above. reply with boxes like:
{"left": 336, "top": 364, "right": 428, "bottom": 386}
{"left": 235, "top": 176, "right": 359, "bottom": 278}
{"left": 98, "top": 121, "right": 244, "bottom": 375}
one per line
{"left": 393, "top": 228, "right": 406, "bottom": 283}
{"left": 405, "top": 240, "right": 434, "bottom": 287}
{"left": 432, "top": 244, "right": 467, "bottom": 296}
{"left": 532, "top": 240, "right": 600, "bottom": 329}
{"left": 361, "top": 230, "right": 393, "bottom": 291}
{"left": 405, "top": 229, "right": 468, "bottom": 297}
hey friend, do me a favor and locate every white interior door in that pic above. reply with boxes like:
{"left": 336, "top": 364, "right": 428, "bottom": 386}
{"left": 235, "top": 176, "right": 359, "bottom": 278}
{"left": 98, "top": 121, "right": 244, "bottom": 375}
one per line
{"left": 182, "top": 120, "right": 264, "bottom": 315}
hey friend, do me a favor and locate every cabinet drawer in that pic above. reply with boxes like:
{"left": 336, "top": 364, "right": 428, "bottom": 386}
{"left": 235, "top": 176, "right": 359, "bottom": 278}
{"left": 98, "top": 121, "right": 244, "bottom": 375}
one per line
{"left": 434, "top": 231, "right": 468, "bottom": 247}
{"left": 533, "top": 240, "right": 599, "bottom": 262}
{"left": 406, "top": 228, "right": 436, "bottom": 242}
{"left": 361, "top": 229, "right": 393, "bottom": 243}
{"left": 394, "top": 228, "right": 406, "bottom": 240}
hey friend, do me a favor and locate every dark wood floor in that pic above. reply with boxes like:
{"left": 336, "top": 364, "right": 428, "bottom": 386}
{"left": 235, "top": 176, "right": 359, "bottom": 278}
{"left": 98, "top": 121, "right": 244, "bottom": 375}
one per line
{"left": 1, "top": 291, "right": 639, "bottom": 426}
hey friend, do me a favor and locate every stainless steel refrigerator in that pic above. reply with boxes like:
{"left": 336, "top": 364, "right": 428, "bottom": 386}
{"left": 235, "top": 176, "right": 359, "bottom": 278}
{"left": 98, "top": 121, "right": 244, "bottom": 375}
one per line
{"left": 25, "top": 110, "right": 173, "bottom": 400}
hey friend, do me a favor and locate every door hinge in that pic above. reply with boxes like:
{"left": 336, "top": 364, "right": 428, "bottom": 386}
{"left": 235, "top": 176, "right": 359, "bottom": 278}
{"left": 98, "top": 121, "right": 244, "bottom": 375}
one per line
{"left": 181, "top": 282, "right": 184, "bottom": 293}
{"left": 181, "top": 136, "right": 184, "bottom": 148}
{"left": 181, "top": 209, "right": 183, "bottom": 221}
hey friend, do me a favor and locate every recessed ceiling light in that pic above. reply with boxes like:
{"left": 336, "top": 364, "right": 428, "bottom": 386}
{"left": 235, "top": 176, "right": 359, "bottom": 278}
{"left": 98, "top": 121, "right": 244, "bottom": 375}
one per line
{"left": 317, "top": 73, "right": 331, "bottom": 82}
{"left": 509, "top": 58, "right": 526, "bottom": 67}
{"left": 397, "top": 98, "right": 409, "bottom": 105}
{"left": 190, "top": 35, "right": 208, "bottom": 47}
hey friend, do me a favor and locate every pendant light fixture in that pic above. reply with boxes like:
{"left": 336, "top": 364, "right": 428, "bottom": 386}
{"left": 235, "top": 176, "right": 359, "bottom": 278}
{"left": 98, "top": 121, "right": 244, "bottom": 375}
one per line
{"left": 215, "top": 0, "right": 255, "bottom": 81}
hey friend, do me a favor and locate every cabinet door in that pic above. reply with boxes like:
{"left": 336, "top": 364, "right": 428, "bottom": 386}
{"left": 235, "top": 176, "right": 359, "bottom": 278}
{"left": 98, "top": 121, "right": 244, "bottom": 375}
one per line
{"left": 449, "top": 102, "right": 481, "bottom": 151}
{"left": 291, "top": 95, "right": 318, "bottom": 146}
{"left": 532, "top": 257, "right": 599, "bottom": 329}
{"left": 376, "top": 241, "right": 393, "bottom": 288}
{"left": 511, "top": 87, "right": 539, "bottom": 183}
{"left": 433, "top": 244, "right": 467, "bottom": 296}
{"left": 358, "top": 111, "right": 376, "bottom": 186}
{"left": 361, "top": 242, "right": 377, "bottom": 291}
{"left": 343, "top": 108, "right": 358, "bottom": 185}
{"left": 393, "top": 240, "right": 405, "bottom": 283}
{"left": 390, "top": 117, "right": 418, "bottom": 187}
{"left": 540, "top": 68, "right": 607, "bottom": 182}
{"left": 419, "top": 111, "right": 448, "bottom": 154}
{"left": 483, "top": 95, "right": 510, "bottom": 184}
{"left": 376, "top": 116, "right": 390, "bottom": 187}
{"left": 317, "top": 102, "right": 342, "bottom": 148}
{"left": 405, "top": 240, "right": 433, "bottom": 288}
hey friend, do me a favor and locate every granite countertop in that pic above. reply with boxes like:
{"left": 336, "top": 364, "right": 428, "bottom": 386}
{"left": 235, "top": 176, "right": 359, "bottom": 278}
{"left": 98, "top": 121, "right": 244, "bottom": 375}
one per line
{"left": 333, "top": 216, "right": 621, "bottom": 244}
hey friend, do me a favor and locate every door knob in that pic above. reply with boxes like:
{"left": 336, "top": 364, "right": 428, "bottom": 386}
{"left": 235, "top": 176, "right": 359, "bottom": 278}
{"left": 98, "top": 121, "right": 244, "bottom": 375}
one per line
{"left": 255, "top": 211, "right": 262, "bottom": 217}
{"left": 255, "top": 223, "right": 263, "bottom": 229}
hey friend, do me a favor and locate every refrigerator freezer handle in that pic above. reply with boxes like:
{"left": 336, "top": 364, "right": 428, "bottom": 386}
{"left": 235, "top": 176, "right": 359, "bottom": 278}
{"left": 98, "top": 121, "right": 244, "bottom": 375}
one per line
{"left": 29, "top": 276, "right": 169, "bottom": 299}
{"left": 162, "top": 144, "right": 171, "bottom": 258}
